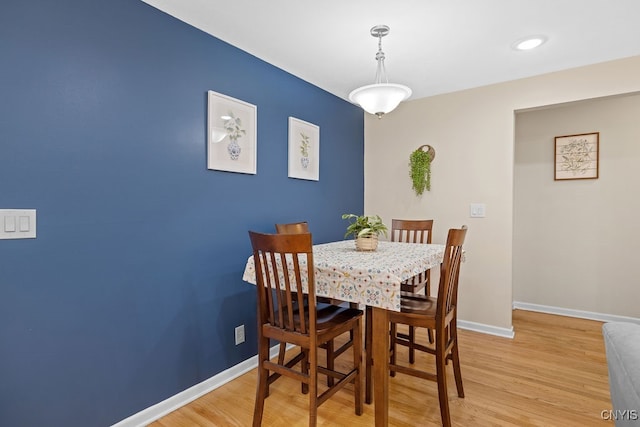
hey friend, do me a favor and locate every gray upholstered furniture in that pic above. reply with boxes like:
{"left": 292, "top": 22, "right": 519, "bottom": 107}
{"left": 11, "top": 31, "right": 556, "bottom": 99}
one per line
{"left": 602, "top": 322, "right": 640, "bottom": 426}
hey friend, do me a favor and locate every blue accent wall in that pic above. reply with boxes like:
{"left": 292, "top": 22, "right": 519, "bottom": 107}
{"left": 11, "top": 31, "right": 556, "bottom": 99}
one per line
{"left": 0, "top": 1, "right": 364, "bottom": 425}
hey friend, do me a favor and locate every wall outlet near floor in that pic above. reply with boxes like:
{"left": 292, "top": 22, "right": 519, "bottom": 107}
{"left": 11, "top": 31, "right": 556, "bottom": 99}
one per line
{"left": 234, "top": 324, "right": 245, "bottom": 345}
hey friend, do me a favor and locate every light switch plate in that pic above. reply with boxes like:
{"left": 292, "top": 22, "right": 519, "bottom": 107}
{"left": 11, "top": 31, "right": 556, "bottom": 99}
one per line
{"left": 470, "top": 203, "right": 486, "bottom": 218}
{"left": 0, "top": 209, "right": 36, "bottom": 239}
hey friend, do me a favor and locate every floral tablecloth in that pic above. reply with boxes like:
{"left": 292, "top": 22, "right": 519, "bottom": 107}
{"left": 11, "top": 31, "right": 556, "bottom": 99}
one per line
{"left": 242, "top": 240, "right": 445, "bottom": 311}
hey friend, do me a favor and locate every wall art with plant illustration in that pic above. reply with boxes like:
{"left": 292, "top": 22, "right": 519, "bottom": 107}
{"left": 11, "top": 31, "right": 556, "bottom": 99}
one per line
{"left": 554, "top": 132, "right": 599, "bottom": 180}
{"left": 288, "top": 117, "right": 319, "bottom": 181}
{"left": 207, "top": 90, "right": 257, "bottom": 174}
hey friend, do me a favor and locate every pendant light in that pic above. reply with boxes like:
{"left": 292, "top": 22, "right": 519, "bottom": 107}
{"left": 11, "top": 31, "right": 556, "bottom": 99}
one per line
{"left": 349, "top": 25, "right": 412, "bottom": 118}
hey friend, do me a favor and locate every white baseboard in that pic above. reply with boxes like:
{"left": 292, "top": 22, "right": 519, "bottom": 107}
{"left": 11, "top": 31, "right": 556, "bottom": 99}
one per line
{"left": 457, "top": 319, "right": 515, "bottom": 339}
{"left": 112, "top": 316, "right": 522, "bottom": 426}
{"left": 113, "top": 304, "right": 640, "bottom": 426}
{"left": 513, "top": 301, "right": 640, "bottom": 325}
{"left": 111, "top": 344, "right": 284, "bottom": 427}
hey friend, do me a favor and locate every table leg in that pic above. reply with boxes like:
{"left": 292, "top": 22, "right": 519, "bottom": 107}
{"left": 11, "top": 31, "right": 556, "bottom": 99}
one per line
{"left": 372, "top": 306, "right": 389, "bottom": 426}
{"left": 365, "top": 305, "right": 372, "bottom": 404}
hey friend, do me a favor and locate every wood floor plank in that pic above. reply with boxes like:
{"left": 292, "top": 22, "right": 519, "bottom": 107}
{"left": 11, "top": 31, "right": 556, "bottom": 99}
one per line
{"left": 150, "top": 310, "right": 613, "bottom": 426}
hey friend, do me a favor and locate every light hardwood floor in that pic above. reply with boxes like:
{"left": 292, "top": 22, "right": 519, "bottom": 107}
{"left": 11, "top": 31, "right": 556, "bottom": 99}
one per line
{"left": 151, "top": 310, "right": 613, "bottom": 426}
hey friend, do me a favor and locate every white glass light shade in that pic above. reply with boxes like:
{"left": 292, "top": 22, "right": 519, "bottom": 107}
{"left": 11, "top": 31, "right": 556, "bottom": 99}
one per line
{"left": 348, "top": 83, "right": 412, "bottom": 117}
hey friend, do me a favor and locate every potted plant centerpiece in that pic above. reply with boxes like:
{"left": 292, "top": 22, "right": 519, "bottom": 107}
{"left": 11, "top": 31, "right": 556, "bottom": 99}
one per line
{"left": 342, "top": 213, "right": 388, "bottom": 251}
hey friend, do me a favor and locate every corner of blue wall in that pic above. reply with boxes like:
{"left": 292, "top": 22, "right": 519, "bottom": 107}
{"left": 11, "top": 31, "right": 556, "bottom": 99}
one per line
{"left": 0, "top": 0, "right": 364, "bottom": 425}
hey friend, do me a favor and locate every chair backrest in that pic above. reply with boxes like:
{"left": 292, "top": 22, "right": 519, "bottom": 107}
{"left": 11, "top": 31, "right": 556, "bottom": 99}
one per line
{"left": 435, "top": 226, "right": 467, "bottom": 323}
{"left": 391, "top": 219, "right": 433, "bottom": 244}
{"left": 392, "top": 219, "right": 434, "bottom": 292}
{"left": 249, "top": 231, "right": 316, "bottom": 336}
{"left": 275, "top": 221, "right": 310, "bottom": 234}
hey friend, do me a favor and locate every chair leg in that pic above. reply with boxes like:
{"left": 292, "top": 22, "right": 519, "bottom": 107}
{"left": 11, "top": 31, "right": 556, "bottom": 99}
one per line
{"left": 389, "top": 322, "right": 397, "bottom": 377}
{"left": 308, "top": 347, "right": 318, "bottom": 427}
{"left": 365, "top": 305, "right": 373, "bottom": 404}
{"left": 353, "top": 318, "right": 363, "bottom": 415}
{"left": 408, "top": 326, "right": 416, "bottom": 364}
{"left": 252, "top": 336, "right": 270, "bottom": 427}
{"left": 450, "top": 322, "right": 465, "bottom": 398}
{"left": 325, "top": 340, "right": 335, "bottom": 387}
{"left": 301, "top": 349, "right": 309, "bottom": 394}
{"left": 435, "top": 331, "right": 452, "bottom": 427}
{"left": 277, "top": 342, "right": 287, "bottom": 365}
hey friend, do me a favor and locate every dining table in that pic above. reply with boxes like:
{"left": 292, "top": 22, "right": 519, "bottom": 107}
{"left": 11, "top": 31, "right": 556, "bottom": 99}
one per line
{"left": 242, "top": 239, "right": 445, "bottom": 426}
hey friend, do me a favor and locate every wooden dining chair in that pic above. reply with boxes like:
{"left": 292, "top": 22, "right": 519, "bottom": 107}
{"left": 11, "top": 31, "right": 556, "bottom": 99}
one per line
{"left": 249, "top": 231, "right": 363, "bottom": 426}
{"left": 275, "top": 221, "right": 357, "bottom": 386}
{"left": 385, "top": 226, "right": 467, "bottom": 427}
{"left": 391, "top": 219, "right": 435, "bottom": 363}
{"left": 365, "top": 218, "right": 436, "bottom": 403}
{"left": 274, "top": 221, "right": 309, "bottom": 235}
{"left": 391, "top": 219, "right": 434, "bottom": 293}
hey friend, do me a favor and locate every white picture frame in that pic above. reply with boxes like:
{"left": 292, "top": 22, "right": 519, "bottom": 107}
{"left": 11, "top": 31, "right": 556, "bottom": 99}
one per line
{"left": 288, "top": 117, "right": 319, "bottom": 181}
{"left": 207, "top": 90, "right": 257, "bottom": 174}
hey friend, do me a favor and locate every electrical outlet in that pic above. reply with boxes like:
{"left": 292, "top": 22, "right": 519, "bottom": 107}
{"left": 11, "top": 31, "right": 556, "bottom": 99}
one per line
{"left": 235, "top": 325, "right": 245, "bottom": 345}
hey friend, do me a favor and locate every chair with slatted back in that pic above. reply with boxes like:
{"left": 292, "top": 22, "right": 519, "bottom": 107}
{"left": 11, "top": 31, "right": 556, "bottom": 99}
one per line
{"left": 275, "top": 221, "right": 357, "bottom": 386}
{"left": 391, "top": 219, "right": 434, "bottom": 293}
{"left": 386, "top": 226, "right": 467, "bottom": 427}
{"left": 390, "top": 219, "right": 435, "bottom": 364}
{"left": 273, "top": 222, "right": 312, "bottom": 369}
{"left": 364, "top": 218, "right": 436, "bottom": 403}
{"left": 274, "top": 221, "right": 309, "bottom": 235}
{"left": 249, "top": 231, "right": 363, "bottom": 427}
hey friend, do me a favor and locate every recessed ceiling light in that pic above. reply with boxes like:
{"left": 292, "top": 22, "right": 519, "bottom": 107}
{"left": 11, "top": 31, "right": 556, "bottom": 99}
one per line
{"left": 512, "top": 35, "right": 548, "bottom": 51}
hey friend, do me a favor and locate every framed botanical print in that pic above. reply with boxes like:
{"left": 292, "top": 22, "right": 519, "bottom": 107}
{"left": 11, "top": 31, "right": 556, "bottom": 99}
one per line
{"left": 207, "top": 90, "right": 257, "bottom": 174}
{"left": 554, "top": 132, "right": 599, "bottom": 180}
{"left": 288, "top": 117, "right": 319, "bottom": 181}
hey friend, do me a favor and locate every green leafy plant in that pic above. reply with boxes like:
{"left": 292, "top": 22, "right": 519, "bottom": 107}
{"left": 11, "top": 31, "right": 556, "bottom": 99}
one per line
{"left": 409, "top": 148, "right": 431, "bottom": 195}
{"left": 299, "top": 132, "right": 310, "bottom": 157}
{"left": 342, "top": 213, "right": 388, "bottom": 239}
{"left": 222, "top": 111, "right": 246, "bottom": 140}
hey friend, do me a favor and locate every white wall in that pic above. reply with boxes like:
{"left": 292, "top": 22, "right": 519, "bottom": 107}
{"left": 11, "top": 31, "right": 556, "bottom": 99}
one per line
{"left": 364, "top": 56, "right": 640, "bottom": 331}
{"left": 514, "top": 93, "right": 640, "bottom": 318}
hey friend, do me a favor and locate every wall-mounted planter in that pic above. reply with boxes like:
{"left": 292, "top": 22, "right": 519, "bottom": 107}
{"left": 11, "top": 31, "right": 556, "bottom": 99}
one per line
{"left": 409, "top": 144, "right": 435, "bottom": 196}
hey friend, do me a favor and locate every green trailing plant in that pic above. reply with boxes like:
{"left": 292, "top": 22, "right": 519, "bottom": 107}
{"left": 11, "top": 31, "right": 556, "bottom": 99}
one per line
{"left": 409, "top": 148, "right": 431, "bottom": 195}
{"left": 342, "top": 213, "right": 388, "bottom": 239}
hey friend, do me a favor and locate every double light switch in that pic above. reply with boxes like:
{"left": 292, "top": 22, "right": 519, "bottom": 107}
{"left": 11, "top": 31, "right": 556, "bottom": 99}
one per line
{"left": 470, "top": 203, "right": 486, "bottom": 218}
{"left": 1, "top": 209, "right": 36, "bottom": 239}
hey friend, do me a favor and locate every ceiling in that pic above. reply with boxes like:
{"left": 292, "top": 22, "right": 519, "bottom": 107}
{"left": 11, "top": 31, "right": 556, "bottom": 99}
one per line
{"left": 141, "top": 0, "right": 640, "bottom": 102}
